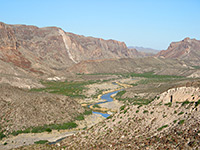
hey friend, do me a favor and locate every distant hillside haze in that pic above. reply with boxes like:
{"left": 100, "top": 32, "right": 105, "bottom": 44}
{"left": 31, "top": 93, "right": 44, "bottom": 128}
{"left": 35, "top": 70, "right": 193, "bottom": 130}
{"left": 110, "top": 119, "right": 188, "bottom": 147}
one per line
{"left": 128, "top": 46, "right": 160, "bottom": 54}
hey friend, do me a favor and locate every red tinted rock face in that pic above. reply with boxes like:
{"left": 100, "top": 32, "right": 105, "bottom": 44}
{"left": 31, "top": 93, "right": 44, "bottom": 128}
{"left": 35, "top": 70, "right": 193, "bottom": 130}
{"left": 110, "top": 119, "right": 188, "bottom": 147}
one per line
{"left": 0, "top": 22, "right": 32, "bottom": 70}
{"left": 156, "top": 38, "right": 200, "bottom": 63}
{"left": 0, "top": 22, "right": 149, "bottom": 75}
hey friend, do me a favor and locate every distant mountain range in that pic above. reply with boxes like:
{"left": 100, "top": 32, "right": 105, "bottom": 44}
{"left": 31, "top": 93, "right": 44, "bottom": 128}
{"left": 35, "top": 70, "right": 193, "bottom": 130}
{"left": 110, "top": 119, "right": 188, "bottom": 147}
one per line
{"left": 0, "top": 21, "right": 155, "bottom": 78}
{"left": 0, "top": 21, "right": 200, "bottom": 80}
{"left": 128, "top": 46, "right": 160, "bottom": 54}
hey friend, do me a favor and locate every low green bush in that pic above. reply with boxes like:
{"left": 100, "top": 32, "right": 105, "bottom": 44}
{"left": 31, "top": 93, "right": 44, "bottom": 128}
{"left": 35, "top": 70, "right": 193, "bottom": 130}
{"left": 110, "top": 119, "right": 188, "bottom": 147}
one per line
{"left": 45, "top": 128, "right": 52, "bottom": 133}
{"left": 178, "top": 112, "right": 184, "bottom": 115}
{"left": 157, "top": 125, "right": 168, "bottom": 131}
{"left": 195, "top": 99, "right": 200, "bottom": 107}
{"left": 34, "top": 140, "right": 49, "bottom": 144}
{"left": 178, "top": 120, "right": 185, "bottom": 125}
{"left": 143, "top": 110, "right": 148, "bottom": 114}
{"left": 124, "top": 109, "right": 127, "bottom": 114}
{"left": 10, "top": 122, "right": 70, "bottom": 136}
{"left": 164, "top": 102, "right": 172, "bottom": 107}
{"left": 115, "top": 90, "right": 126, "bottom": 98}
{"left": 181, "top": 100, "right": 190, "bottom": 106}
{"left": 75, "top": 115, "right": 85, "bottom": 120}
{"left": 106, "top": 115, "right": 113, "bottom": 119}
{"left": 11, "top": 129, "right": 31, "bottom": 136}
{"left": 0, "top": 132, "right": 6, "bottom": 140}
{"left": 30, "top": 80, "right": 99, "bottom": 98}
{"left": 30, "top": 122, "right": 78, "bottom": 133}
{"left": 93, "top": 104, "right": 101, "bottom": 108}
{"left": 83, "top": 109, "right": 92, "bottom": 115}
{"left": 120, "top": 105, "right": 126, "bottom": 111}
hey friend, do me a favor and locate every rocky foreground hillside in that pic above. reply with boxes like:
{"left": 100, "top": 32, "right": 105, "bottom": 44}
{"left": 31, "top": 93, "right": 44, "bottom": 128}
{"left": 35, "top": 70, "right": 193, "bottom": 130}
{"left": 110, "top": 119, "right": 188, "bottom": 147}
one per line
{"left": 58, "top": 103, "right": 199, "bottom": 149}
{"left": 54, "top": 83, "right": 200, "bottom": 149}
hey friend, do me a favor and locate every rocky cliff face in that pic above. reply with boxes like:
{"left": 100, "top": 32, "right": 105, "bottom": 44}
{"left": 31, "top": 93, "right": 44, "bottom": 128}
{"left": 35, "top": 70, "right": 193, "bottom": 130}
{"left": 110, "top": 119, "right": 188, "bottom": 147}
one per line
{"left": 0, "top": 22, "right": 34, "bottom": 72}
{"left": 0, "top": 22, "right": 146, "bottom": 77}
{"left": 156, "top": 86, "right": 200, "bottom": 104}
{"left": 156, "top": 38, "right": 200, "bottom": 65}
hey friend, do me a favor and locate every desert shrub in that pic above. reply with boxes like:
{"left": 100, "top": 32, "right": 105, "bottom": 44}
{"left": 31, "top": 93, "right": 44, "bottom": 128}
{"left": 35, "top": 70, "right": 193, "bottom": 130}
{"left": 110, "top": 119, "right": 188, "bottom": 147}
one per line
{"left": 120, "top": 105, "right": 126, "bottom": 111}
{"left": 173, "top": 120, "right": 177, "bottom": 123}
{"left": 54, "top": 122, "right": 78, "bottom": 130}
{"left": 131, "top": 83, "right": 138, "bottom": 86}
{"left": 11, "top": 129, "right": 30, "bottom": 136}
{"left": 30, "top": 80, "right": 99, "bottom": 98}
{"left": 34, "top": 140, "right": 49, "bottom": 144}
{"left": 31, "top": 126, "right": 47, "bottom": 133}
{"left": 195, "top": 99, "right": 200, "bottom": 107}
{"left": 115, "top": 90, "right": 126, "bottom": 98}
{"left": 164, "top": 102, "right": 172, "bottom": 107}
{"left": 157, "top": 125, "right": 168, "bottom": 131}
{"left": 7, "top": 121, "right": 78, "bottom": 137}
{"left": 143, "top": 110, "right": 148, "bottom": 114}
{"left": 163, "top": 115, "right": 167, "bottom": 118}
{"left": 0, "top": 132, "right": 6, "bottom": 140}
{"left": 83, "top": 109, "right": 92, "bottom": 115}
{"left": 93, "top": 104, "right": 101, "bottom": 108}
{"left": 31, "top": 122, "right": 78, "bottom": 133}
{"left": 106, "top": 115, "right": 113, "bottom": 119}
{"left": 45, "top": 128, "right": 52, "bottom": 133}
{"left": 136, "top": 110, "right": 139, "bottom": 113}
{"left": 178, "top": 112, "right": 184, "bottom": 115}
{"left": 192, "top": 66, "right": 200, "bottom": 69}
{"left": 178, "top": 120, "right": 185, "bottom": 125}
{"left": 75, "top": 114, "right": 84, "bottom": 120}
{"left": 181, "top": 100, "right": 190, "bottom": 106}
{"left": 124, "top": 109, "right": 127, "bottom": 114}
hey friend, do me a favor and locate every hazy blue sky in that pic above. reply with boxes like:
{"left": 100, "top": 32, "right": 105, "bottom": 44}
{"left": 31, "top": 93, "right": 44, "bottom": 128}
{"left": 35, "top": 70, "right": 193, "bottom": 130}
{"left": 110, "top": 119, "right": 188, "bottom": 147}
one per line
{"left": 0, "top": 0, "right": 199, "bottom": 49}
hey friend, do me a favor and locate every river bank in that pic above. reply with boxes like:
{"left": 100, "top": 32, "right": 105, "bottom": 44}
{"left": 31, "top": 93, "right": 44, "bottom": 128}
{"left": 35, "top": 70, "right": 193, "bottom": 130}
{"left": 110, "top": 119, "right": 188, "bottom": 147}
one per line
{"left": 0, "top": 113, "right": 104, "bottom": 150}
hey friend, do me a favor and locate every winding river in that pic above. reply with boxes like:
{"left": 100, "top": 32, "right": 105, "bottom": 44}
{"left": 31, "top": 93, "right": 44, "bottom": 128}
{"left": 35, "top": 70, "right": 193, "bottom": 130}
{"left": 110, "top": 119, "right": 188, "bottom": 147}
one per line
{"left": 92, "top": 90, "right": 121, "bottom": 118}
{"left": 48, "top": 90, "right": 121, "bottom": 145}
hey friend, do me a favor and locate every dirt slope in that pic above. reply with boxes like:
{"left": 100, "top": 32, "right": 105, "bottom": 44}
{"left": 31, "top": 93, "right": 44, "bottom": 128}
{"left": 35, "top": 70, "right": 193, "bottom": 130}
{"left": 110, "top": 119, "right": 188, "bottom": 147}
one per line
{"left": 0, "top": 84, "right": 84, "bottom": 134}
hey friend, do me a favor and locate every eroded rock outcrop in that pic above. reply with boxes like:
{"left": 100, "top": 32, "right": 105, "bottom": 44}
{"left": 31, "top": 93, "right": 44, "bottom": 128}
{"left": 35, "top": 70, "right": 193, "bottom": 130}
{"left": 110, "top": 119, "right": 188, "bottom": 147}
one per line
{"left": 156, "top": 86, "right": 200, "bottom": 104}
{"left": 156, "top": 37, "right": 200, "bottom": 65}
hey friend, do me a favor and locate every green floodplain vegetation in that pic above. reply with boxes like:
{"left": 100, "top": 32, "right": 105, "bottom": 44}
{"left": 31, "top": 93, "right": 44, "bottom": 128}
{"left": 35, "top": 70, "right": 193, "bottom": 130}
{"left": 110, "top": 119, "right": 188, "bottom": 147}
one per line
{"left": 0, "top": 72, "right": 187, "bottom": 140}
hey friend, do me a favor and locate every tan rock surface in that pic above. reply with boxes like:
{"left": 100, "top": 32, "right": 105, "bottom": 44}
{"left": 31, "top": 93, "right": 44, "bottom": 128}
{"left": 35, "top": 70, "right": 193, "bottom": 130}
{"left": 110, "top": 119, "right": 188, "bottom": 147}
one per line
{"left": 156, "top": 86, "right": 200, "bottom": 104}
